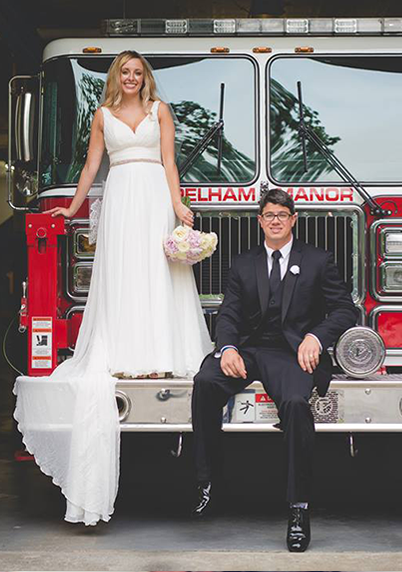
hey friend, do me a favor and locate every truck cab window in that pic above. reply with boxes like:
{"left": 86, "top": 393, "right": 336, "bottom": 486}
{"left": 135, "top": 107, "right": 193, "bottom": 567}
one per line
{"left": 40, "top": 56, "right": 257, "bottom": 190}
{"left": 269, "top": 56, "right": 402, "bottom": 185}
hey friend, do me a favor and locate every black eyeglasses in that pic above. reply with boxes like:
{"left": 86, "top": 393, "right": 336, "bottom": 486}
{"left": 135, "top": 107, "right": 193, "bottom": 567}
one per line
{"left": 261, "top": 212, "right": 292, "bottom": 222}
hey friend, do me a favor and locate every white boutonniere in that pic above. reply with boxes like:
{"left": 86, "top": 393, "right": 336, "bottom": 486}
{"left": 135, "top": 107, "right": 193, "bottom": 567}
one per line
{"left": 290, "top": 265, "right": 300, "bottom": 275}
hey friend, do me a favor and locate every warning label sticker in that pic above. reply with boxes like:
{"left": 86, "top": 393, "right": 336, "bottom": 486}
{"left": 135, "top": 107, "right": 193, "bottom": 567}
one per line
{"left": 255, "top": 392, "right": 279, "bottom": 423}
{"left": 233, "top": 390, "right": 255, "bottom": 422}
{"left": 32, "top": 317, "right": 52, "bottom": 369}
{"left": 233, "top": 390, "right": 280, "bottom": 424}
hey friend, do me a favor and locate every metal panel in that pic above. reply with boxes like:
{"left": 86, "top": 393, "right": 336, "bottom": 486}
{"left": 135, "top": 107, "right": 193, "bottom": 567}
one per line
{"left": 370, "top": 218, "right": 402, "bottom": 303}
{"left": 115, "top": 376, "right": 402, "bottom": 431}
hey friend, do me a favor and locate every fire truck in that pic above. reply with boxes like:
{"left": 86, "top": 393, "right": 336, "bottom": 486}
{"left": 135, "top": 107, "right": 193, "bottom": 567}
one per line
{"left": 7, "top": 17, "right": 402, "bottom": 450}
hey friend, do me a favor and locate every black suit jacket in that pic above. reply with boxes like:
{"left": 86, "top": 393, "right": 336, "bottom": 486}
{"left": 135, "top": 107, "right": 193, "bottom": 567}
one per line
{"left": 215, "top": 239, "right": 358, "bottom": 396}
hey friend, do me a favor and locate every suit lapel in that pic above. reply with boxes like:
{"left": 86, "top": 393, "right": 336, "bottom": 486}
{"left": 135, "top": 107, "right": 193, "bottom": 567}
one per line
{"left": 255, "top": 245, "right": 269, "bottom": 316}
{"left": 281, "top": 240, "right": 303, "bottom": 323}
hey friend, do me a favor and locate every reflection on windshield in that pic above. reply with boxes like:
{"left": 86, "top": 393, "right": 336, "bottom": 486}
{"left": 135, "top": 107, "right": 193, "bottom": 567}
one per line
{"left": 270, "top": 56, "right": 402, "bottom": 184}
{"left": 40, "top": 56, "right": 256, "bottom": 189}
{"left": 68, "top": 70, "right": 105, "bottom": 183}
{"left": 173, "top": 100, "right": 255, "bottom": 182}
{"left": 270, "top": 77, "right": 340, "bottom": 182}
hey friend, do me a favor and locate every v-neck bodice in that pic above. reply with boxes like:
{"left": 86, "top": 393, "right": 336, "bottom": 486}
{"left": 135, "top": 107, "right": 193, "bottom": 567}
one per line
{"left": 101, "top": 100, "right": 161, "bottom": 164}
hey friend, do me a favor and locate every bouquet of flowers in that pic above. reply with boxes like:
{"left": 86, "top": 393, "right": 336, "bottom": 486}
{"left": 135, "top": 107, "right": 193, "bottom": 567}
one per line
{"left": 164, "top": 225, "right": 218, "bottom": 265}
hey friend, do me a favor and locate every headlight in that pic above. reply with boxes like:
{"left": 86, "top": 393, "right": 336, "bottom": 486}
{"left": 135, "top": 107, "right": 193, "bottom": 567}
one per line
{"left": 334, "top": 326, "right": 385, "bottom": 378}
{"left": 73, "top": 229, "right": 96, "bottom": 258}
{"left": 72, "top": 263, "right": 93, "bottom": 293}
{"left": 380, "top": 262, "right": 402, "bottom": 292}
{"left": 381, "top": 229, "right": 402, "bottom": 256}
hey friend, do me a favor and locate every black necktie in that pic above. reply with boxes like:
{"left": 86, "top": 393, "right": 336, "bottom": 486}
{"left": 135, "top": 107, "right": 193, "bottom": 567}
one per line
{"left": 270, "top": 250, "right": 282, "bottom": 297}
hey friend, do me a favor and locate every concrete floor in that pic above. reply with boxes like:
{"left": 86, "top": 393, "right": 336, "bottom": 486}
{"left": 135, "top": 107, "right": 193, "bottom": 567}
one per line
{"left": 2, "top": 352, "right": 402, "bottom": 571}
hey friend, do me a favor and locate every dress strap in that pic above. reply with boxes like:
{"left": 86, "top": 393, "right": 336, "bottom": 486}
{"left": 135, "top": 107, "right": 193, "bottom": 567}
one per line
{"left": 150, "top": 100, "right": 161, "bottom": 120}
{"left": 100, "top": 106, "right": 111, "bottom": 122}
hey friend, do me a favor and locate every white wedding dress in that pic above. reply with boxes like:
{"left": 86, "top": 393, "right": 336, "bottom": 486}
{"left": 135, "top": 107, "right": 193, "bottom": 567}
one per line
{"left": 13, "top": 100, "right": 213, "bottom": 526}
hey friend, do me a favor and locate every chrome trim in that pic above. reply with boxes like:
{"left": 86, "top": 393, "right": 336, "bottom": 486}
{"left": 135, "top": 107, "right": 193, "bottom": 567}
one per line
{"left": 370, "top": 218, "right": 402, "bottom": 302}
{"left": 379, "top": 261, "right": 402, "bottom": 292}
{"left": 120, "top": 423, "right": 402, "bottom": 432}
{"left": 64, "top": 305, "right": 85, "bottom": 320}
{"left": 199, "top": 294, "right": 224, "bottom": 309}
{"left": 72, "top": 227, "right": 96, "bottom": 260}
{"left": 115, "top": 377, "right": 402, "bottom": 389}
{"left": 7, "top": 75, "right": 38, "bottom": 211}
{"left": 71, "top": 262, "right": 92, "bottom": 294}
{"left": 369, "top": 305, "right": 402, "bottom": 351}
{"left": 379, "top": 227, "right": 402, "bottom": 258}
{"left": 334, "top": 326, "right": 385, "bottom": 378}
{"left": 65, "top": 221, "right": 95, "bottom": 301}
{"left": 15, "top": 91, "right": 35, "bottom": 162}
{"left": 115, "top": 390, "right": 132, "bottom": 422}
{"left": 66, "top": 218, "right": 90, "bottom": 226}
{"left": 297, "top": 205, "right": 365, "bottom": 305}
{"left": 63, "top": 305, "right": 85, "bottom": 351}
{"left": 37, "top": 71, "right": 44, "bottom": 194}
{"left": 369, "top": 307, "right": 402, "bottom": 363}
{"left": 355, "top": 303, "right": 367, "bottom": 326}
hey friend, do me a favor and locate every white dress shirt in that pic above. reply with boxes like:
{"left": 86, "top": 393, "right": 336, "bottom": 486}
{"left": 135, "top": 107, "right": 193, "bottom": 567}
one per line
{"left": 264, "top": 236, "right": 293, "bottom": 280}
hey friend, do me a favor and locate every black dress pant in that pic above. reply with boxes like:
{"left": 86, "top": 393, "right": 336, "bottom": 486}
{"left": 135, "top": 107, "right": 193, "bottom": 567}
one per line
{"left": 192, "top": 345, "right": 315, "bottom": 502}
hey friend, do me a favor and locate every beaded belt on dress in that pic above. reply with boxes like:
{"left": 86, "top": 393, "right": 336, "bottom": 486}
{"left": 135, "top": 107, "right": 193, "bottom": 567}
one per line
{"left": 110, "top": 158, "right": 162, "bottom": 168}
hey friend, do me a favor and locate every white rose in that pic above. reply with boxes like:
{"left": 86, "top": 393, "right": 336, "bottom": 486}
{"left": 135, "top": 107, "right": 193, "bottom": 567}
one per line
{"left": 177, "top": 241, "right": 190, "bottom": 253}
{"left": 200, "top": 234, "right": 210, "bottom": 249}
{"left": 172, "top": 226, "right": 190, "bottom": 241}
{"left": 210, "top": 233, "right": 218, "bottom": 248}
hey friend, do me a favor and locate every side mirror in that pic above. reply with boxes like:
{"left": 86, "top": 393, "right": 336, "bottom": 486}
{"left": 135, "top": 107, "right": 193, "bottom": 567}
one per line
{"left": 8, "top": 75, "right": 39, "bottom": 209}
{"left": 15, "top": 89, "right": 36, "bottom": 163}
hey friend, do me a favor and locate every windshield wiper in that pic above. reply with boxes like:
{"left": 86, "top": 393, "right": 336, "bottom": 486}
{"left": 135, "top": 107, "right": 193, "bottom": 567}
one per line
{"left": 179, "top": 83, "right": 225, "bottom": 178}
{"left": 297, "top": 81, "right": 391, "bottom": 217}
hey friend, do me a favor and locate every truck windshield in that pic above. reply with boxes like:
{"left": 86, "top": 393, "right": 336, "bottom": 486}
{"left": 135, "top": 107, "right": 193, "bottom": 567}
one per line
{"left": 269, "top": 55, "right": 402, "bottom": 184}
{"left": 40, "top": 55, "right": 257, "bottom": 190}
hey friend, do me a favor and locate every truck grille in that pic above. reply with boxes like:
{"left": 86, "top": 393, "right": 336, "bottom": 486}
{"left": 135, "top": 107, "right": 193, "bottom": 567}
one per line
{"left": 194, "top": 206, "right": 364, "bottom": 335}
{"left": 67, "top": 206, "right": 365, "bottom": 340}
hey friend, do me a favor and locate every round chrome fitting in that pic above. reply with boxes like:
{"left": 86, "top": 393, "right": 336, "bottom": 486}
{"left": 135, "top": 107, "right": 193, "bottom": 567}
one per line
{"left": 115, "top": 390, "right": 132, "bottom": 422}
{"left": 334, "top": 326, "right": 385, "bottom": 378}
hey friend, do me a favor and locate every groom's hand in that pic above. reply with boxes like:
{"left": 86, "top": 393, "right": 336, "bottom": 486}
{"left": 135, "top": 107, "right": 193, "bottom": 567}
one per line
{"left": 298, "top": 335, "right": 320, "bottom": 374}
{"left": 221, "top": 349, "right": 247, "bottom": 379}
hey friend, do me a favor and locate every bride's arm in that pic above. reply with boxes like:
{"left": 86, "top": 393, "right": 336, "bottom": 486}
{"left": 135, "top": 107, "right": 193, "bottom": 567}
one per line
{"left": 159, "top": 102, "right": 194, "bottom": 227}
{"left": 44, "top": 108, "right": 106, "bottom": 218}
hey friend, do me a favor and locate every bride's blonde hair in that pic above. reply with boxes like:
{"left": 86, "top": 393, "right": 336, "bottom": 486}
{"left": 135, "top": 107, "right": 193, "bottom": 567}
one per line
{"left": 103, "top": 50, "right": 158, "bottom": 111}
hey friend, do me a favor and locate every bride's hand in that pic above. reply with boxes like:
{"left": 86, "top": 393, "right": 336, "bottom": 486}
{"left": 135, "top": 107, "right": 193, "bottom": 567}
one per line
{"left": 43, "top": 206, "right": 74, "bottom": 218}
{"left": 174, "top": 202, "right": 194, "bottom": 227}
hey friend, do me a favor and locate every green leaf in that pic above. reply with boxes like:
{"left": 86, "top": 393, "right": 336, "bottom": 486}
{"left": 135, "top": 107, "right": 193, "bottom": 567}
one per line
{"left": 181, "top": 195, "right": 192, "bottom": 208}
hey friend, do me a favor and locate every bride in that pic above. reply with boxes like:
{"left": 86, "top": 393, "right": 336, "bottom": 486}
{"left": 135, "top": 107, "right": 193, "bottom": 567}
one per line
{"left": 14, "top": 51, "right": 213, "bottom": 525}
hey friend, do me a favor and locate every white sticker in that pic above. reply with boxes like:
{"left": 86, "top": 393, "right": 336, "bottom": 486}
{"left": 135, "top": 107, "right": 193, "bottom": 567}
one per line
{"left": 234, "top": 391, "right": 255, "bottom": 422}
{"left": 255, "top": 392, "right": 279, "bottom": 423}
{"left": 32, "top": 317, "right": 52, "bottom": 369}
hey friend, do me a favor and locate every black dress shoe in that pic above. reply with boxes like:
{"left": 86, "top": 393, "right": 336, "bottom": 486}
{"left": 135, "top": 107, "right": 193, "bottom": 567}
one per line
{"left": 191, "top": 481, "right": 213, "bottom": 518}
{"left": 286, "top": 506, "right": 311, "bottom": 552}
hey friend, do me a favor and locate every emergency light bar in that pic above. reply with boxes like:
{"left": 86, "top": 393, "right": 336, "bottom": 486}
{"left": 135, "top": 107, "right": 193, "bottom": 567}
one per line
{"left": 101, "top": 17, "right": 402, "bottom": 37}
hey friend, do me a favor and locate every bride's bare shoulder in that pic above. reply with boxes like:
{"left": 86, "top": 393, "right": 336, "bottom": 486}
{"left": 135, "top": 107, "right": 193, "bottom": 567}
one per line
{"left": 156, "top": 100, "right": 171, "bottom": 119}
{"left": 92, "top": 107, "right": 105, "bottom": 130}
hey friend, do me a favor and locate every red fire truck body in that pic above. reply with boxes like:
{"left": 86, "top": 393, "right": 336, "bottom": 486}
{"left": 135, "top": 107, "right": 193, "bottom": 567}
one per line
{"left": 8, "top": 18, "right": 402, "bottom": 433}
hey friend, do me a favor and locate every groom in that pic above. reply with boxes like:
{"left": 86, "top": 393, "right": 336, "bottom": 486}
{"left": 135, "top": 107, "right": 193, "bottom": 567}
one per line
{"left": 191, "top": 188, "right": 358, "bottom": 551}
